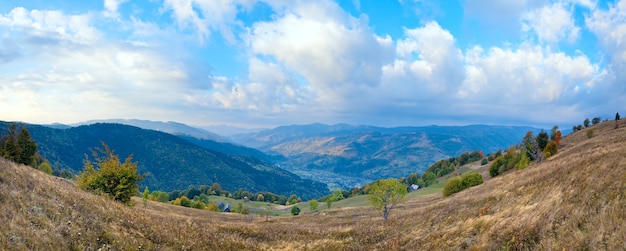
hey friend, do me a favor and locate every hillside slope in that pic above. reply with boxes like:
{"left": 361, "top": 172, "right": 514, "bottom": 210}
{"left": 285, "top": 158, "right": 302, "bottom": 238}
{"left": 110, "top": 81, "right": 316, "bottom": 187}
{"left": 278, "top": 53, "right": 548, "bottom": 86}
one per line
{"left": 0, "top": 122, "right": 328, "bottom": 199}
{"left": 1, "top": 119, "right": 624, "bottom": 250}
{"left": 232, "top": 124, "right": 537, "bottom": 188}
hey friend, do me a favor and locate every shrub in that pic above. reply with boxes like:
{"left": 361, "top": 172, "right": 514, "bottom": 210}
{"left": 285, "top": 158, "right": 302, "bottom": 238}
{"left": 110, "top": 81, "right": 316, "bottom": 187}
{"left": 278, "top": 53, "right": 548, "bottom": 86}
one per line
{"left": 489, "top": 157, "right": 502, "bottom": 177}
{"left": 515, "top": 153, "right": 529, "bottom": 170}
{"left": 191, "top": 200, "right": 206, "bottom": 209}
{"left": 77, "top": 142, "right": 144, "bottom": 205}
{"left": 37, "top": 161, "right": 52, "bottom": 175}
{"left": 206, "top": 202, "right": 219, "bottom": 212}
{"left": 481, "top": 158, "right": 488, "bottom": 165}
{"left": 309, "top": 199, "right": 319, "bottom": 211}
{"left": 291, "top": 206, "right": 301, "bottom": 216}
{"left": 586, "top": 129, "right": 594, "bottom": 139}
{"left": 462, "top": 172, "right": 483, "bottom": 188}
{"left": 443, "top": 177, "right": 464, "bottom": 197}
{"left": 543, "top": 141, "right": 558, "bottom": 159}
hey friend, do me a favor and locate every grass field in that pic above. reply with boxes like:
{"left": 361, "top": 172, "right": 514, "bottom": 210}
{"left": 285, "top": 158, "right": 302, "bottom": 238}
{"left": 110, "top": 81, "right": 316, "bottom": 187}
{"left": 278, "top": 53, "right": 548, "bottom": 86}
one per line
{"left": 2, "top": 119, "right": 625, "bottom": 250}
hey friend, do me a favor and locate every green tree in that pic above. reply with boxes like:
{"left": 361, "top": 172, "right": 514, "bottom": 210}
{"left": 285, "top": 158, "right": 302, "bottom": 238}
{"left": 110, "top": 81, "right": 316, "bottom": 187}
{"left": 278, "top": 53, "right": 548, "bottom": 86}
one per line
{"left": 536, "top": 129, "right": 549, "bottom": 152}
{"left": 142, "top": 186, "right": 150, "bottom": 208}
{"left": 422, "top": 171, "right": 436, "bottom": 187}
{"left": 256, "top": 193, "right": 265, "bottom": 202}
{"left": 326, "top": 190, "right": 344, "bottom": 209}
{"left": 550, "top": 125, "right": 559, "bottom": 141}
{"left": 77, "top": 142, "right": 144, "bottom": 205}
{"left": 291, "top": 206, "right": 301, "bottom": 216}
{"left": 592, "top": 117, "right": 601, "bottom": 125}
{"left": 287, "top": 194, "right": 299, "bottom": 205}
{"left": 616, "top": 112, "right": 621, "bottom": 121}
{"left": 514, "top": 152, "right": 529, "bottom": 170}
{"left": 367, "top": 178, "right": 407, "bottom": 221}
{"left": 309, "top": 199, "right": 319, "bottom": 211}
{"left": 584, "top": 118, "right": 590, "bottom": 128}
{"left": 443, "top": 177, "right": 464, "bottom": 197}
{"left": 480, "top": 158, "right": 488, "bottom": 165}
{"left": 1, "top": 124, "right": 38, "bottom": 166}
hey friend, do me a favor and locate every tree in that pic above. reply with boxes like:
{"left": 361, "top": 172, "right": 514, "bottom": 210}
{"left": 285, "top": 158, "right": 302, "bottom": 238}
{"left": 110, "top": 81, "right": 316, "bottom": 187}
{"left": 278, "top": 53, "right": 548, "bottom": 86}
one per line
{"left": 367, "top": 178, "right": 407, "bottom": 221}
{"left": 422, "top": 171, "right": 436, "bottom": 187}
{"left": 536, "top": 129, "right": 549, "bottom": 152}
{"left": 555, "top": 131, "right": 562, "bottom": 146}
{"left": 616, "top": 112, "right": 621, "bottom": 121}
{"left": 309, "top": 199, "right": 319, "bottom": 211}
{"left": 584, "top": 118, "right": 590, "bottom": 128}
{"left": 287, "top": 194, "right": 299, "bottom": 205}
{"left": 326, "top": 190, "right": 344, "bottom": 209}
{"left": 1, "top": 124, "right": 37, "bottom": 166}
{"left": 550, "top": 126, "right": 559, "bottom": 141}
{"left": 592, "top": 117, "right": 601, "bottom": 125}
{"left": 481, "top": 158, "right": 488, "bottom": 165}
{"left": 77, "top": 142, "right": 144, "bottom": 205}
{"left": 256, "top": 193, "right": 265, "bottom": 202}
{"left": 290, "top": 206, "right": 301, "bottom": 216}
{"left": 143, "top": 187, "right": 150, "bottom": 208}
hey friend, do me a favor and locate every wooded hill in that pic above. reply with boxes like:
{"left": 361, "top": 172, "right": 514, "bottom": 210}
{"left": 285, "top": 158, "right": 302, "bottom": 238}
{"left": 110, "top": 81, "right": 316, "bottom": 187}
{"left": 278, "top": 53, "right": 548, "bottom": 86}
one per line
{"left": 0, "top": 121, "right": 329, "bottom": 200}
{"left": 1, "top": 119, "right": 624, "bottom": 249}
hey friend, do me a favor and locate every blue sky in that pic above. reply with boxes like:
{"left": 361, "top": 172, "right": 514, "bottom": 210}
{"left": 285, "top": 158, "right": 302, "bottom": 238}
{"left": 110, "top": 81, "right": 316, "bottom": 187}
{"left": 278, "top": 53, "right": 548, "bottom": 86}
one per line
{"left": 1, "top": 0, "right": 624, "bottom": 129}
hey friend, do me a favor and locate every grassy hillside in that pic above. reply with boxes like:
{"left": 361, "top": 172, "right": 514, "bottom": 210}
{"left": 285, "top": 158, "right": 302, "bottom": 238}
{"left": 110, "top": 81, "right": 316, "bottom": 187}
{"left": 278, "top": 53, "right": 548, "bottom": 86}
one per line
{"left": 1, "top": 119, "right": 625, "bottom": 250}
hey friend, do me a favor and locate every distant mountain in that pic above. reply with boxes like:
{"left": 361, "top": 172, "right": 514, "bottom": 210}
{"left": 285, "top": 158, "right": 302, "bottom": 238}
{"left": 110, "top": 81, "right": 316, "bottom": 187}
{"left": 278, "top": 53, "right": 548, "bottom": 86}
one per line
{"left": 0, "top": 121, "right": 328, "bottom": 200}
{"left": 75, "top": 119, "right": 227, "bottom": 142}
{"left": 230, "top": 124, "right": 539, "bottom": 189}
{"left": 201, "top": 124, "right": 267, "bottom": 137}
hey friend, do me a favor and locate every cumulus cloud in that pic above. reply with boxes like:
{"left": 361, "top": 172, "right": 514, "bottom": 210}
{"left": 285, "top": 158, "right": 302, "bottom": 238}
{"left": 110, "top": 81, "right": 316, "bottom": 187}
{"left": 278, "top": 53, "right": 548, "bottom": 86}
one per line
{"left": 162, "top": 0, "right": 255, "bottom": 43}
{"left": 240, "top": 0, "right": 394, "bottom": 109}
{"left": 522, "top": 2, "right": 580, "bottom": 43}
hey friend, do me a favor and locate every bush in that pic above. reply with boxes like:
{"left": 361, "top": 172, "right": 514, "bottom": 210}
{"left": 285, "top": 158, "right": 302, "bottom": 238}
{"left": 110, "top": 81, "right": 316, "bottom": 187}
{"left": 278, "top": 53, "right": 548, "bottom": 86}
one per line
{"left": 543, "top": 141, "right": 558, "bottom": 159}
{"left": 291, "top": 206, "right": 301, "bottom": 216}
{"left": 443, "top": 177, "right": 464, "bottom": 197}
{"left": 77, "top": 142, "right": 144, "bottom": 205}
{"left": 462, "top": 172, "right": 483, "bottom": 188}
{"left": 309, "top": 199, "right": 319, "bottom": 211}
{"left": 481, "top": 158, "right": 488, "bottom": 165}
{"left": 586, "top": 129, "right": 594, "bottom": 138}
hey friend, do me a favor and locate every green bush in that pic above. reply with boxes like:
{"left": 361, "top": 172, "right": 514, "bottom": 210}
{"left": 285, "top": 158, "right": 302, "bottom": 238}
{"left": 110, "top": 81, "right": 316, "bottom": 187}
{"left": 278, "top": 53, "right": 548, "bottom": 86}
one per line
{"left": 291, "top": 206, "right": 301, "bottom": 216}
{"left": 443, "top": 177, "right": 464, "bottom": 197}
{"left": 461, "top": 172, "right": 483, "bottom": 188}
{"left": 77, "top": 142, "right": 144, "bottom": 205}
{"left": 481, "top": 158, "right": 488, "bottom": 165}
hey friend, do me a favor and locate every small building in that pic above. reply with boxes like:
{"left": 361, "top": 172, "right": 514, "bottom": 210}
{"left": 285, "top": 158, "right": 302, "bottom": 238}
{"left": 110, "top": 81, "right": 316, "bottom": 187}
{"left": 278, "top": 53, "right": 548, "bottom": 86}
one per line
{"left": 409, "top": 184, "right": 420, "bottom": 192}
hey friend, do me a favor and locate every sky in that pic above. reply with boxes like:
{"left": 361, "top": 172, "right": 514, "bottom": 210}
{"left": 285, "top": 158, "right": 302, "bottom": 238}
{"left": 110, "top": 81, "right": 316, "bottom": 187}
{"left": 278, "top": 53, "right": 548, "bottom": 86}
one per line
{"left": 1, "top": 0, "right": 624, "bottom": 129}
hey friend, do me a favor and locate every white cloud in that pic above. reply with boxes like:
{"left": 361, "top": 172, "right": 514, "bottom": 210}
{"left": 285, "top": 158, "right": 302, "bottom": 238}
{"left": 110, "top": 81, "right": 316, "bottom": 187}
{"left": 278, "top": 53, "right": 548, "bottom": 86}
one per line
{"left": 522, "top": 3, "right": 580, "bottom": 43}
{"left": 162, "top": 0, "right": 255, "bottom": 43}
{"left": 104, "top": 0, "right": 128, "bottom": 17}
{"left": 242, "top": 0, "right": 394, "bottom": 108}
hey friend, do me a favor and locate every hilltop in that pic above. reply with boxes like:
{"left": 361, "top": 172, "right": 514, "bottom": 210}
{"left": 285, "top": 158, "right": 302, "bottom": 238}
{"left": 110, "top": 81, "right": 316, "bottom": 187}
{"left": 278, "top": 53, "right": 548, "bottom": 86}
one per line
{"left": 1, "top": 119, "right": 625, "bottom": 250}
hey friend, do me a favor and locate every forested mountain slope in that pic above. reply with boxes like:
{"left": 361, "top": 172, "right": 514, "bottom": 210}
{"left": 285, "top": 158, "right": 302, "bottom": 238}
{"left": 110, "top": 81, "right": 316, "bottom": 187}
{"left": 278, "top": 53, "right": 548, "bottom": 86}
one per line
{"left": 0, "top": 121, "right": 328, "bottom": 199}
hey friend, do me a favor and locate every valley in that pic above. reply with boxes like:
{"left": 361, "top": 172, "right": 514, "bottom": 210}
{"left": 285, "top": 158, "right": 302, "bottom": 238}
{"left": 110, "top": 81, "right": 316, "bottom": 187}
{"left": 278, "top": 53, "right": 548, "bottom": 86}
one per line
{"left": 1, "top": 119, "right": 624, "bottom": 249}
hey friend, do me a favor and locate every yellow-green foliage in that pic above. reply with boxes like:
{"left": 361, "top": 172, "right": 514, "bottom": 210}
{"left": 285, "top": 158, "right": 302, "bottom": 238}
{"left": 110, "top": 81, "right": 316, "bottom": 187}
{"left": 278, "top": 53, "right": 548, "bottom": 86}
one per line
{"left": 443, "top": 176, "right": 464, "bottom": 197}
{"left": 515, "top": 152, "right": 529, "bottom": 170}
{"left": 37, "top": 162, "right": 52, "bottom": 175}
{"left": 444, "top": 172, "right": 483, "bottom": 197}
{"left": 367, "top": 178, "right": 407, "bottom": 221}
{"left": 77, "top": 142, "right": 143, "bottom": 205}
{"left": 543, "top": 141, "right": 558, "bottom": 159}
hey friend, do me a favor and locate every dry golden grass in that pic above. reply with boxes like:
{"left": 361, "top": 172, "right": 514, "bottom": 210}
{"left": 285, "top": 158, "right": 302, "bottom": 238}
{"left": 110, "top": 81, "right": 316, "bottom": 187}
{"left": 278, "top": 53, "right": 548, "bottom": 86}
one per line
{"left": 2, "top": 119, "right": 626, "bottom": 250}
